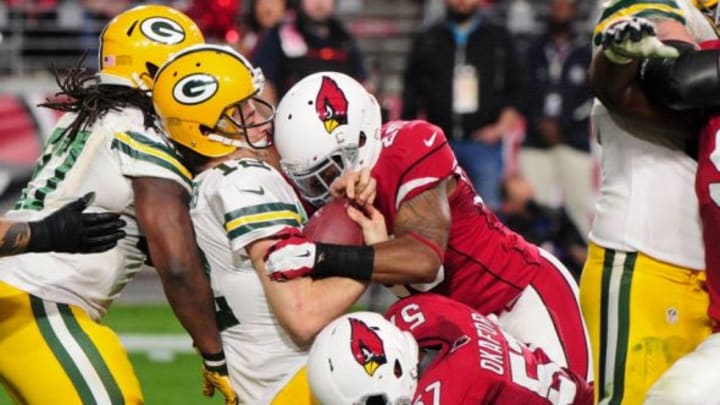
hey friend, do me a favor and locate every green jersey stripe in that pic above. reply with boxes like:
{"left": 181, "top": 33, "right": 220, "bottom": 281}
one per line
{"left": 31, "top": 296, "right": 97, "bottom": 405}
{"left": 598, "top": 248, "right": 616, "bottom": 400}
{"left": 111, "top": 139, "right": 192, "bottom": 188}
{"left": 15, "top": 130, "right": 91, "bottom": 211}
{"left": 58, "top": 304, "right": 125, "bottom": 405}
{"left": 224, "top": 202, "right": 300, "bottom": 223}
{"left": 609, "top": 252, "right": 637, "bottom": 405}
{"left": 593, "top": 9, "right": 685, "bottom": 45}
{"left": 123, "top": 130, "right": 184, "bottom": 161}
{"left": 227, "top": 218, "right": 302, "bottom": 240}
{"left": 600, "top": 0, "right": 681, "bottom": 21}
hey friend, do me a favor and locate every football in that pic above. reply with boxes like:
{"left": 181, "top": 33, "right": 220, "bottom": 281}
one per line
{"left": 303, "top": 199, "right": 364, "bottom": 246}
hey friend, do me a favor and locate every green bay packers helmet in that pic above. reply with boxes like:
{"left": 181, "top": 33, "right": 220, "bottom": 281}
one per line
{"left": 152, "top": 44, "right": 274, "bottom": 157}
{"left": 693, "top": 0, "right": 720, "bottom": 27}
{"left": 98, "top": 5, "right": 204, "bottom": 90}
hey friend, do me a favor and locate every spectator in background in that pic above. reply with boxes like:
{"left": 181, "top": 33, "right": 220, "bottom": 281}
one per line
{"left": 499, "top": 175, "right": 586, "bottom": 279}
{"left": 186, "top": 0, "right": 242, "bottom": 43}
{"left": 237, "top": 0, "right": 289, "bottom": 57}
{"left": 401, "top": 0, "right": 525, "bottom": 210}
{"left": 251, "top": 0, "right": 367, "bottom": 105}
{"left": 519, "top": 0, "right": 594, "bottom": 239}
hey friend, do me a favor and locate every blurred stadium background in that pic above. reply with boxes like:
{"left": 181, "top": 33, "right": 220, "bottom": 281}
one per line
{"left": 0, "top": 0, "right": 602, "bottom": 403}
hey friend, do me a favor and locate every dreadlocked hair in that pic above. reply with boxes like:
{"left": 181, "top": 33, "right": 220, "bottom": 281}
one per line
{"left": 39, "top": 56, "right": 160, "bottom": 145}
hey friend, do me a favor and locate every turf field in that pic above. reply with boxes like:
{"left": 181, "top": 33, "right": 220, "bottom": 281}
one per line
{"left": 0, "top": 304, "right": 225, "bottom": 405}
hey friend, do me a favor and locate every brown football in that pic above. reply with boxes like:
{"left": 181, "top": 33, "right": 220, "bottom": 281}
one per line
{"left": 303, "top": 199, "right": 364, "bottom": 246}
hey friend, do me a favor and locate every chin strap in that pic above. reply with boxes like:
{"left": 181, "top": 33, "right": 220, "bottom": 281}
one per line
{"left": 207, "top": 133, "right": 270, "bottom": 150}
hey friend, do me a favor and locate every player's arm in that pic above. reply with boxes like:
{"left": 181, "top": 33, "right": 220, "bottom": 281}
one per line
{"left": 247, "top": 235, "right": 368, "bottom": 348}
{"left": 132, "top": 178, "right": 224, "bottom": 356}
{"left": 266, "top": 179, "right": 450, "bottom": 285}
{"left": 591, "top": 17, "right": 698, "bottom": 128}
{"left": 369, "top": 179, "right": 450, "bottom": 284}
{"left": 0, "top": 192, "right": 125, "bottom": 257}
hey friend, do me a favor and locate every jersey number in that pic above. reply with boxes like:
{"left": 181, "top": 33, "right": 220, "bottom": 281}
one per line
{"left": 15, "top": 128, "right": 91, "bottom": 210}
{"left": 390, "top": 303, "right": 426, "bottom": 330}
{"left": 505, "top": 331, "right": 578, "bottom": 405}
{"left": 413, "top": 381, "right": 441, "bottom": 405}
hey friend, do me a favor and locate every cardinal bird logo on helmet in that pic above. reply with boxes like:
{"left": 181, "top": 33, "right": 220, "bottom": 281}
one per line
{"left": 349, "top": 318, "right": 387, "bottom": 377}
{"left": 315, "top": 76, "right": 348, "bottom": 134}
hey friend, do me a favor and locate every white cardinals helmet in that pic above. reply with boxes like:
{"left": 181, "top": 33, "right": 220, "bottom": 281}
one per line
{"left": 274, "top": 72, "right": 382, "bottom": 206}
{"left": 308, "top": 312, "right": 418, "bottom": 405}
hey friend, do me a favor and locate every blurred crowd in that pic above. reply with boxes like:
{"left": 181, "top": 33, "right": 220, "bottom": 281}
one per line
{"left": 0, "top": 0, "right": 600, "bottom": 278}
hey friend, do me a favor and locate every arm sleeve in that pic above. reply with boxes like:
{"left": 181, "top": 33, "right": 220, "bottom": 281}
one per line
{"left": 111, "top": 130, "right": 193, "bottom": 193}
{"left": 386, "top": 121, "right": 457, "bottom": 208}
{"left": 212, "top": 165, "right": 305, "bottom": 252}
{"left": 385, "top": 294, "right": 470, "bottom": 347}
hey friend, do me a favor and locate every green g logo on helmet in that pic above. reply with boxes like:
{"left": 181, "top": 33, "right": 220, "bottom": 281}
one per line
{"left": 173, "top": 73, "right": 219, "bottom": 105}
{"left": 140, "top": 17, "right": 186, "bottom": 45}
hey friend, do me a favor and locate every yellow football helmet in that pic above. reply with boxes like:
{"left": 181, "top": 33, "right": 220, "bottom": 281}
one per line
{"left": 693, "top": 0, "right": 720, "bottom": 27}
{"left": 152, "top": 44, "right": 274, "bottom": 157}
{"left": 98, "top": 5, "right": 204, "bottom": 90}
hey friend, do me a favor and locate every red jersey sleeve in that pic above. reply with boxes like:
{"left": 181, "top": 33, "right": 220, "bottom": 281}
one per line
{"left": 372, "top": 121, "right": 457, "bottom": 222}
{"left": 385, "top": 293, "right": 473, "bottom": 349}
{"left": 697, "top": 114, "right": 720, "bottom": 329}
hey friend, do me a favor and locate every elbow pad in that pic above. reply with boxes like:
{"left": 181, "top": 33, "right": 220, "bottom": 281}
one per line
{"left": 638, "top": 41, "right": 720, "bottom": 110}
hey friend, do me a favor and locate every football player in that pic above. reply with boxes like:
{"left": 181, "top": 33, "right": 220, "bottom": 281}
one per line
{"left": 0, "top": 192, "right": 125, "bottom": 257}
{"left": 266, "top": 72, "right": 593, "bottom": 387}
{"left": 151, "top": 44, "right": 386, "bottom": 405}
{"left": 0, "top": 6, "right": 237, "bottom": 405}
{"left": 308, "top": 294, "right": 594, "bottom": 405}
{"left": 585, "top": 1, "right": 720, "bottom": 402}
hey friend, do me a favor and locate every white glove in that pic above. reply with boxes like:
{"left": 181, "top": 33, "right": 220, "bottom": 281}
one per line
{"left": 599, "top": 16, "right": 680, "bottom": 64}
{"left": 645, "top": 333, "right": 720, "bottom": 404}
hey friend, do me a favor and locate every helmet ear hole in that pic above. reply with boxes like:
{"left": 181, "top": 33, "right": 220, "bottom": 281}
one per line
{"left": 365, "top": 396, "right": 387, "bottom": 405}
{"left": 146, "top": 62, "right": 159, "bottom": 78}
{"left": 394, "top": 359, "right": 403, "bottom": 378}
{"left": 359, "top": 131, "right": 367, "bottom": 148}
{"left": 199, "top": 124, "right": 213, "bottom": 135}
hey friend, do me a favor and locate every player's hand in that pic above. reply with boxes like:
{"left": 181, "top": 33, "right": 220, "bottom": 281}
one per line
{"left": 346, "top": 204, "right": 387, "bottom": 245}
{"left": 329, "top": 168, "right": 377, "bottom": 206}
{"left": 599, "top": 16, "right": 679, "bottom": 64}
{"left": 27, "top": 192, "right": 126, "bottom": 254}
{"left": 264, "top": 227, "right": 316, "bottom": 281}
{"left": 201, "top": 351, "right": 238, "bottom": 405}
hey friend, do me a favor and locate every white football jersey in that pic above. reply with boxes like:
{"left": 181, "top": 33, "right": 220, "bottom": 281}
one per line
{"left": 189, "top": 158, "right": 309, "bottom": 404}
{"left": 589, "top": 0, "right": 715, "bottom": 270}
{"left": 0, "top": 107, "right": 192, "bottom": 319}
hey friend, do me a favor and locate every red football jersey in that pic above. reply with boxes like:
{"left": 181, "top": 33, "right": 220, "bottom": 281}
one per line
{"left": 697, "top": 114, "right": 720, "bottom": 329}
{"left": 386, "top": 294, "right": 593, "bottom": 405}
{"left": 372, "top": 120, "right": 541, "bottom": 315}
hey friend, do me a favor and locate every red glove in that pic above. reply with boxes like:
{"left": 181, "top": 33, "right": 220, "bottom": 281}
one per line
{"left": 264, "top": 227, "right": 317, "bottom": 281}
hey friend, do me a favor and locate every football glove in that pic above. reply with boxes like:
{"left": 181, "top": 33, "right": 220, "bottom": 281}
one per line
{"left": 201, "top": 351, "right": 238, "bottom": 405}
{"left": 27, "top": 192, "right": 126, "bottom": 254}
{"left": 599, "top": 16, "right": 679, "bottom": 64}
{"left": 264, "top": 227, "right": 317, "bottom": 281}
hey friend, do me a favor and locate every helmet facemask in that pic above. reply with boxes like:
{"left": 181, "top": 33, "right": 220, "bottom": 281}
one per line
{"left": 206, "top": 95, "right": 275, "bottom": 150}
{"left": 696, "top": 0, "right": 720, "bottom": 28}
{"left": 283, "top": 145, "right": 358, "bottom": 206}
